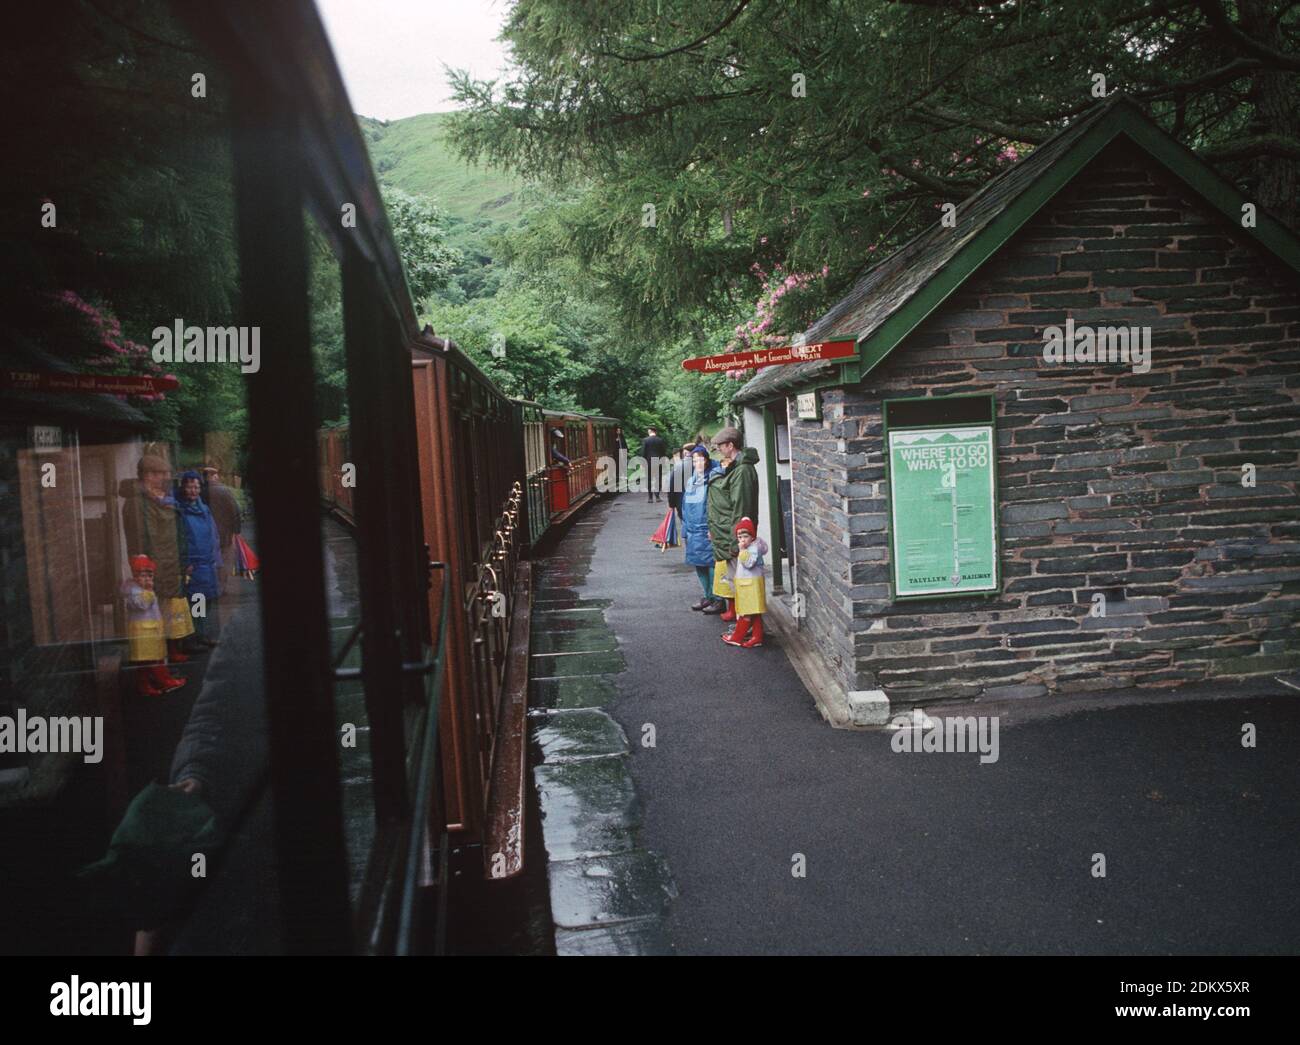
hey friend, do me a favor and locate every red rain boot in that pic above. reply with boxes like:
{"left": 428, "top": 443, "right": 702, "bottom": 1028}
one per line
{"left": 134, "top": 666, "right": 164, "bottom": 697}
{"left": 168, "top": 640, "right": 190, "bottom": 664}
{"left": 722, "top": 616, "right": 752, "bottom": 646}
{"left": 720, "top": 598, "right": 736, "bottom": 623}
{"left": 151, "top": 664, "right": 187, "bottom": 693}
{"left": 741, "top": 615, "right": 764, "bottom": 648}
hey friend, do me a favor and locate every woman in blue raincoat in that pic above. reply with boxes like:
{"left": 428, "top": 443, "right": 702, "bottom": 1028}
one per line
{"left": 682, "top": 445, "right": 723, "bottom": 611}
{"left": 177, "top": 470, "right": 222, "bottom": 647}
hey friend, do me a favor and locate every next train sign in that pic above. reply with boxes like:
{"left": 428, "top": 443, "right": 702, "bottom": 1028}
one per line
{"left": 681, "top": 339, "right": 856, "bottom": 373}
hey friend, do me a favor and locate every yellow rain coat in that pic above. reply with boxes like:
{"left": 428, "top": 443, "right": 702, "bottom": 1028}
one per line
{"left": 165, "top": 596, "right": 195, "bottom": 640}
{"left": 733, "top": 537, "right": 768, "bottom": 616}
{"left": 123, "top": 581, "right": 167, "bottom": 662}
{"left": 712, "top": 558, "right": 735, "bottom": 599}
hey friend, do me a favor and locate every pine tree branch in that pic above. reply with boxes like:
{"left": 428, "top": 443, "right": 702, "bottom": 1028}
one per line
{"left": 914, "top": 104, "right": 1047, "bottom": 145}
{"left": 1200, "top": 134, "right": 1300, "bottom": 162}
{"left": 1134, "top": 56, "right": 1266, "bottom": 98}
{"left": 879, "top": 153, "right": 980, "bottom": 196}
{"left": 1197, "top": 0, "right": 1300, "bottom": 70}
{"left": 596, "top": 1, "right": 753, "bottom": 62}
{"left": 599, "top": 87, "right": 767, "bottom": 129}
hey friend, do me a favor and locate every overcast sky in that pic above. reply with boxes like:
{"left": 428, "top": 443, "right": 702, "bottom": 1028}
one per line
{"left": 316, "top": 0, "right": 514, "bottom": 120}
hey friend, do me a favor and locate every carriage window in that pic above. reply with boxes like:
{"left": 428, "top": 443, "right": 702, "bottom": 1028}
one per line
{"left": 0, "top": 0, "right": 281, "bottom": 955}
{"left": 305, "top": 214, "right": 377, "bottom": 908}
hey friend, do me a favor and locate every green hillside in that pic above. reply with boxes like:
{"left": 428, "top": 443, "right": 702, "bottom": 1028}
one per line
{"left": 359, "top": 112, "right": 523, "bottom": 224}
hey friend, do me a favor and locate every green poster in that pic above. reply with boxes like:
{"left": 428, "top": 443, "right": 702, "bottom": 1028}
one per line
{"left": 887, "top": 425, "right": 999, "bottom": 598}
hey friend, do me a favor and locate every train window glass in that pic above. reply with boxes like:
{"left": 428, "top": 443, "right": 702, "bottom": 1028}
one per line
{"left": 1, "top": 1, "right": 280, "bottom": 954}
{"left": 304, "top": 216, "right": 376, "bottom": 908}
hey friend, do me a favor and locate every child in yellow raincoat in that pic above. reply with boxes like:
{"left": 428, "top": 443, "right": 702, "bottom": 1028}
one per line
{"left": 123, "top": 555, "right": 187, "bottom": 696}
{"left": 722, "top": 517, "right": 766, "bottom": 648}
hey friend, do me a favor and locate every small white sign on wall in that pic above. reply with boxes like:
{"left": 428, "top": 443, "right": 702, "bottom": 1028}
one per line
{"left": 775, "top": 422, "right": 790, "bottom": 463}
{"left": 795, "top": 392, "right": 820, "bottom": 421}
{"left": 31, "top": 426, "right": 62, "bottom": 453}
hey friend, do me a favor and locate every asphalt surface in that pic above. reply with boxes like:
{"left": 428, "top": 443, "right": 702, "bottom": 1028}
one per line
{"left": 580, "top": 493, "right": 1300, "bottom": 955}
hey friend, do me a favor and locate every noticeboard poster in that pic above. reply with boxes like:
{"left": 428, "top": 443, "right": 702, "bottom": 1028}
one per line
{"left": 887, "top": 425, "right": 999, "bottom": 597}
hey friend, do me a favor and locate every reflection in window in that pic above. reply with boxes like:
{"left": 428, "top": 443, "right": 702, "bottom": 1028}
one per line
{"left": 0, "top": 0, "right": 273, "bottom": 955}
{"left": 307, "top": 216, "right": 376, "bottom": 905}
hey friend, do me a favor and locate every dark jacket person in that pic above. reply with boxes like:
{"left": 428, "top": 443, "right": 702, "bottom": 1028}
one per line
{"left": 704, "top": 426, "right": 760, "bottom": 621}
{"left": 200, "top": 466, "right": 241, "bottom": 550}
{"left": 665, "top": 442, "right": 694, "bottom": 516}
{"left": 640, "top": 428, "right": 668, "bottom": 503}
{"left": 121, "top": 454, "right": 195, "bottom": 649}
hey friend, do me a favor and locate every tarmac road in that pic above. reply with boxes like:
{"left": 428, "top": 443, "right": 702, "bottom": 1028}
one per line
{"left": 582, "top": 494, "right": 1300, "bottom": 955}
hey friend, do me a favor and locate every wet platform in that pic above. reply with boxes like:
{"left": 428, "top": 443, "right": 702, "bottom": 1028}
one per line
{"left": 530, "top": 493, "right": 1300, "bottom": 956}
{"left": 528, "top": 509, "right": 675, "bottom": 957}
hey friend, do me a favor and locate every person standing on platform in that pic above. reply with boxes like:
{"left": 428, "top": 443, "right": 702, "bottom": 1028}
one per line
{"left": 201, "top": 464, "right": 241, "bottom": 610}
{"left": 682, "top": 445, "right": 723, "bottom": 611}
{"left": 177, "top": 470, "right": 222, "bottom": 650}
{"left": 703, "top": 426, "right": 759, "bottom": 625}
{"left": 201, "top": 464, "right": 241, "bottom": 552}
{"left": 722, "top": 517, "right": 766, "bottom": 647}
{"left": 121, "top": 555, "right": 187, "bottom": 695}
{"left": 614, "top": 427, "right": 628, "bottom": 491}
{"left": 640, "top": 427, "right": 667, "bottom": 503}
{"left": 665, "top": 442, "right": 695, "bottom": 522}
{"left": 122, "top": 453, "right": 197, "bottom": 661}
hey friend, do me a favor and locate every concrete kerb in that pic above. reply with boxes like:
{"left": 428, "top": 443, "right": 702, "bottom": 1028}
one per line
{"left": 766, "top": 596, "right": 887, "bottom": 729}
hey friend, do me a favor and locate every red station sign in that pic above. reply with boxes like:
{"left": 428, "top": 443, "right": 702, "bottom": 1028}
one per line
{"left": 2, "top": 370, "right": 180, "bottom": 395}
{"left": 681, "top": 338, "right": 856, "bottom": 373}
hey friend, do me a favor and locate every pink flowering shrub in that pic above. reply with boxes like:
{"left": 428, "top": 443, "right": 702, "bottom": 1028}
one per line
{"left": 48, "top": 290, "right": 170, "bottom": 398}
{"left": 726, "top": 262, "right": 828, "bottom": 357}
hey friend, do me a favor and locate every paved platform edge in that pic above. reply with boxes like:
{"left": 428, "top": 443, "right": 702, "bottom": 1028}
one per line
{"left": 529, "top": 499, "right": 679, "bottom": 956}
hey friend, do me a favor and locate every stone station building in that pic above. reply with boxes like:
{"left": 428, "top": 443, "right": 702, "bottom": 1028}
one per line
{"left": 733, "top": 96, "right": 1300, "bottom": 712}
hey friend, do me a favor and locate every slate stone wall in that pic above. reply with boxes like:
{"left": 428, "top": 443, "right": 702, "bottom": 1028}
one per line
{"left": 788, "top": 389, "right": 860, "bottom": 696}
{"left": 788, "top": 140, "right": 1300, "bottom": 703}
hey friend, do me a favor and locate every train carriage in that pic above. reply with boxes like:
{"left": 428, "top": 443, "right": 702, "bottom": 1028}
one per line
{"left": 587, "top": 415, "right": 622, "bottom": 489}
{"left": 517, "top": 400, "right": 550, "bottom": 549}
{"left": 529, "top": 409, "right": 622, "bottom": 536}
{"left": 318, "top": 424, "right": 355, "bottom": 523}
{"left": 410, "top": 336, "right": 528, "bottom": 873}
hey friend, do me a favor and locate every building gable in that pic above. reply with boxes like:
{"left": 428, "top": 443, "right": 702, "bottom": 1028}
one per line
{"left": 734, "top": 95, "right": 1300, "bottom": 407}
